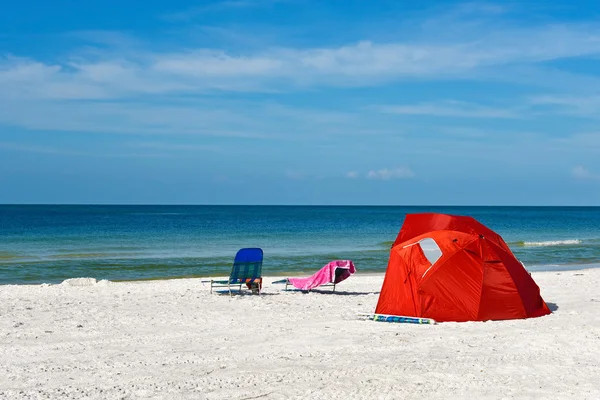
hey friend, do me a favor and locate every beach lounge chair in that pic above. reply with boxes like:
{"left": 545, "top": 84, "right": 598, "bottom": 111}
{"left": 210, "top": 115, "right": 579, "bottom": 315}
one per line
{"left": 205, "top": 248, "right": 264, "bottom": 296}
{"left": 273, "top": 260, "right": 356, "bottom": 292}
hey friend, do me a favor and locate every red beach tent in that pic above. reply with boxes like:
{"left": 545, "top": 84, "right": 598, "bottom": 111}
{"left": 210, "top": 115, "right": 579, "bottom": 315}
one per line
{"left": 375, "top": 213, "right": 551, "bottom": 322}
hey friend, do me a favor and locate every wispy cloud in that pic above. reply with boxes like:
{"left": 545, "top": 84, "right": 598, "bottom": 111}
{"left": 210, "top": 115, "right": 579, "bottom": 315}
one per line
{"left": 3, "top": 20, "right": 600, "bottom": 102}
{"left": 284, "top": 170, "right": 306, "bottom": 180}
{"left": 345, "top": 171, "right": 358, "bottom": 179}
{"left": 65, "top": 30, "right": 144, "bottom": 48}
{"left": 0, "top": 141, "right": 172, "bottom": 158}
{"left": 572, "top": 166, "right": 600, "bottom": 181}
{"left": 0, "top": 141, "right": 87, "bottom": 156}
{"left": 366, "top": 167, "right": 415, "bottom": 180}
{"left": 376, "top": 101, "right": 519, "bottom": 119}
{"left": 0, "top": 96, "right": 378, "bottom": 139}
{"left": 130, "top": 142, "right": 223, "bottom": 152}
{"left": 2, "top": 4, "right": 600, "bottom": 140}
{"left": 529, "top": 95, "right": 600, "bottom": 118}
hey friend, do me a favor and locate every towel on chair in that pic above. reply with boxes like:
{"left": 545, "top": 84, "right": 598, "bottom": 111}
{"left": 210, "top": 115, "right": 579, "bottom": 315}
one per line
{"left": 288, "top": 260, "right": 356, "bottom": 291}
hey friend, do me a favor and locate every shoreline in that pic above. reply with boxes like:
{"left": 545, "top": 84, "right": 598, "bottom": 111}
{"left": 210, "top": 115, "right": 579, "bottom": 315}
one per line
{"left": 3, "top": 261, "right": 600, "bottom": 286}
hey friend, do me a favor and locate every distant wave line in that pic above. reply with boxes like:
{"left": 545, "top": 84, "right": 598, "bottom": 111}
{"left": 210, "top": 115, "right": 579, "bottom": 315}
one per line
{"left": 512, "top": 239, "right": 583, "bottom": 247}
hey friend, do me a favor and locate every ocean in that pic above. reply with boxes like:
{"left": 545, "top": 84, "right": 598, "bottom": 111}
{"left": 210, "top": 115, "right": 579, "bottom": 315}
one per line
{"left": 1, "top": 205, "right": 600, "bottom": 284}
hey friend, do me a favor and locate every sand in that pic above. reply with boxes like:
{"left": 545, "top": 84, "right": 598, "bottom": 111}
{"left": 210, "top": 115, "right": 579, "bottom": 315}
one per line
{"left": 1, "top": 269, "right": 599, "bottom": 400}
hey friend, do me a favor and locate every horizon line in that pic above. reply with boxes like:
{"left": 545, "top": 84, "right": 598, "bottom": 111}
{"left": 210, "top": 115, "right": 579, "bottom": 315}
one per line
{"left": 1, "top": 203, "right": 600, "bottom": 207}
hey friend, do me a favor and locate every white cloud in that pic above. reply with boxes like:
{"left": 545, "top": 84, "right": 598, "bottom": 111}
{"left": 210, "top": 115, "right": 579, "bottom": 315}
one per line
{"left": 550, "top": 133, "right": 600, "bottom": 155}
{"left": 367, "top": 167, "right": 415, "bottom": 180}
{"left": 0, "top": 99, "right": 274, "bottom": 137}
{"left": 346, "top": 171, "right": 358, "bottom": 179}
{"left": 0, "top": 95, "right": 384, "bottom": 139}
{"left": 529, "top": 95, "right": 600, "bottom": 118}
{"left": 0, "top": 141, "right": 171, "bottom": 158}
{"left": 153, "top": 51, "right": 284, "bottom": 77}
{"left": 572, "top": 166, "right": 600, "bottom": 181}
{"left": 0, "top": 141, "right": 85, "bottom": 156}
{"left": 130, "top": 142, "right": 223, "bottom": 152}
{"left": 2, "top": 5, "right": 600, "bottom": 139}
{"left": 2, "top": 20, "right": 600, "bottom": 102}
{"left": 377, "top": 101, "right": 518, "bottom": 119}
{"left": 284, "top": 170, "right": 305, "bottom": 180}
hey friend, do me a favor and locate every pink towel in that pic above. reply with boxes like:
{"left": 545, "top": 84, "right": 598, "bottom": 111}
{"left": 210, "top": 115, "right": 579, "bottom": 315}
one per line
{"left": 288, "top": 260, "right": 356, "bottom": 291}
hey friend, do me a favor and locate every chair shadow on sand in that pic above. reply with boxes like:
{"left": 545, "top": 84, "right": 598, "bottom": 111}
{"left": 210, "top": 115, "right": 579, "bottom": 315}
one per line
{"left": 546, "top": 302, "right": 559, "bottom": 312}
{"left": 213, "top": 290, "right": 280, "bottom": 297}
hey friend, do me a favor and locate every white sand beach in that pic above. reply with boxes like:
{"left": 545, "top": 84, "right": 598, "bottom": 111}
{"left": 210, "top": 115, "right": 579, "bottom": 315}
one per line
{"left": 1, "top": 269, "right": 599, "bottom": 400}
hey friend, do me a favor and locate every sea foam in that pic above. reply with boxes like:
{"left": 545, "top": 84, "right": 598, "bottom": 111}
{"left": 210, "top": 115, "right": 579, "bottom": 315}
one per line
{"left": 521, "top": 239, "right": 582, "bottom": 247}
{"left": 61, "top": 278, "right": 111, "bottom": 286}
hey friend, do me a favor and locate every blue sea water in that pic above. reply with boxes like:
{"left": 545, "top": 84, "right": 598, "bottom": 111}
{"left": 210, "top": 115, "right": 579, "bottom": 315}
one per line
{"left": 1, "top": 205, "right": 600, "bottom": 284}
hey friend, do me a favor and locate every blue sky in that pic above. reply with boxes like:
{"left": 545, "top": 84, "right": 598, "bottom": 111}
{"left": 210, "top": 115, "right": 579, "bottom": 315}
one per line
{"left": 1, "top": 0, "right": 600, "bottom": 205}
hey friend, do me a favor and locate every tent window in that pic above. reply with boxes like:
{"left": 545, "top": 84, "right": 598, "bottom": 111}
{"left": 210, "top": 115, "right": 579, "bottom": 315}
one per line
{"left": 418, "top": 238, "right": 443, "bottom": 266}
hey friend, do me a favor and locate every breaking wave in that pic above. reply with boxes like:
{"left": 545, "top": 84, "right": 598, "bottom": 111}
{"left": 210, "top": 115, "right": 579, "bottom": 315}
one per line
{"left": 515, "top": 239, "right": 583, "bottom": 247}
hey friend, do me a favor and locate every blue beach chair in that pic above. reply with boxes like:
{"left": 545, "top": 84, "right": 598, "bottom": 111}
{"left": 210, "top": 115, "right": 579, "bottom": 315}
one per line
{"left": 206, "top": 248, "right": 264, "bottom": 296}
